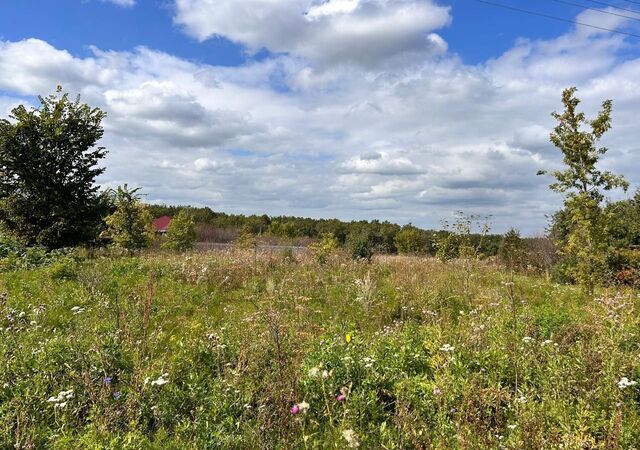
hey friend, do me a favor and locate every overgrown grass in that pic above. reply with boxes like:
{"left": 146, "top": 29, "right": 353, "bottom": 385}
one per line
{"left": 1, "top": 250, "right": 639, "bottom": 449}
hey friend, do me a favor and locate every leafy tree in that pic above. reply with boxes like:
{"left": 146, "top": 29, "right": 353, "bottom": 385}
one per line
{"left": 162, "top": 210, "right": 196, "bottom": 251}
{"left": 539, "top": 87, "right": 628, "bottom": 293}
{"left": 235, "top": 225, "right": 257, "bottom": 250}
{"left": 498, "top": 228, "right": 527, "bottom": 271}
{"left": 105, "top": 185, "right": 153, "bottom": 252}
{"left": 0, "top": 87, "right": 108, "bottom": 248}
{"left": 309, "top": 232, "right": 339, "bottom": 264}
{"left": 346, "top": 229, "right": 375, "bottom": 261}
{"left": 395, "top": 225, "right": 428, "bottom": 255}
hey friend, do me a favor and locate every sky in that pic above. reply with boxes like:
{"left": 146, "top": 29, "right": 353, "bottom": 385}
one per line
{"left": 1, "top": 0, "right": 639, "bottom": 234}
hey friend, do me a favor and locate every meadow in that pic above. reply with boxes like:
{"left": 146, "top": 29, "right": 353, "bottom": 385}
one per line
{"left": 1, "top": 249, "right": 640, "bottom": 449}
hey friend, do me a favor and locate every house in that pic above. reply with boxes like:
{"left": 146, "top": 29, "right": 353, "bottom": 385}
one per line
{"left": 153, "top": 216, "right": 172, "bottom": 234}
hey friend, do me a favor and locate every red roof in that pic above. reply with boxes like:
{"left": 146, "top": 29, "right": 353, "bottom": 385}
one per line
{"left": 153, "top": 216, "right": 172, "bottom": 232}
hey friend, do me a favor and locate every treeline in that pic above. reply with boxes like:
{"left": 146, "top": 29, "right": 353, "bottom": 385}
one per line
{"left": 146, "top": 204, "right": 503, "bottom": 257}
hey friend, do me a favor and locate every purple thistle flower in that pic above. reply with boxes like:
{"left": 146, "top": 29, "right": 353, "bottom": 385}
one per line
{"left": 290, "top": 404, "right": 300, "bottom": 415}
{"left": 336, "top": 394, "right": 346, "bottom": 402}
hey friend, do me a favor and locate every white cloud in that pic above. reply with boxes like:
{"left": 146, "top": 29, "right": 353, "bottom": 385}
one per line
{"left": 173, "top": 0, "right": 451, "bottom": 67}
{"left": 0, "top": 9, "right": 639, "bottom": 233}
{"left": 102, "top": 0, "right": 136, "bottom": 7}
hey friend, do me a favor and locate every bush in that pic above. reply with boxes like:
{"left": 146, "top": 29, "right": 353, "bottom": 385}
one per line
{"left": 162, "top": 210, "right": 196, "bottom": 251}
{"left": 49, "top": 255, "right": 80, "bottom": 280}
{"left": 309, "top": 233, "right": 339, "bottom": 264}
{"left": 395, "top": 225, "right": 428, "bottom": 255}
{"left": 346, "top": 230, "right": 375, "bottom": 261}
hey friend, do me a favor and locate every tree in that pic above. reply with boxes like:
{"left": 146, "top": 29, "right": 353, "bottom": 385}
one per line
{"left": 0, "top": 87, "right": 108, "bottom": 248}
{"left": 105, "top": 185, "right": 153, "bottom": 252}
{"left": 498, "top": 228, "right": 527, "bottom": 271}
{"left": 395, "top": 225, "right": 428, "bottom": 255}
{"left": 346, "top": 229, "right": 375, "bottom": 261}
{"left": 309, "top": 232, "right": 339, "bottom": 264}
{"left": 539, "top": 87, "right": 628, "bottom": 293}
{"left": 162, "top": 210, "right": 196, "bottom": 251}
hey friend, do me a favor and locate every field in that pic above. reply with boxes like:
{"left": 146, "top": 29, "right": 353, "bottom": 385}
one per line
{"left": 2, "top": 250, "right": 640, "bottom": 449}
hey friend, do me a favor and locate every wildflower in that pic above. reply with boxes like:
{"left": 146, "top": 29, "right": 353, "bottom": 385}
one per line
{"left": 151, "top": 373, "right": 169, "bottom": 386}
{"left": 522, "top": 336, "right": 533, "bottom": 343}
{"left": 336, "top": 394, "right": 346, "bottom": 402}
{"left": 70, "top": 306, "right": 85, "bottom": 315}
{"left": 432, "top": 387, "right": 442, "bottom": 396}
{"left": 541, "top": 339, "right": 553, "bottom": 346}
{"left": 308, "top": 367, "right": 320, "bottom": 378}
{"left": 47, "top": 389, "right": 74, "bottom": 406}
{"left": 345, "top": 334, "right": 352, "bottom": 344}
{"left": 113, "top": 391, "right": 122, "bottom": 400}
{"left": 342, "top": 429, "right": 360, "bottom": 448}
{"left": 618, "top": 377, "right": 637, "bottom": 389}
{"left": 322, "top": 369, "right": 331, "bottom": 379}
{"left": 298, "top": 401, "right": 310, "bottom": 412}
{"left": 439, "top": 344, "right": 455, "bottom": 352}
{"left": 507, "top": 424, "right": 517, "bottom": 430}
{"left": 290, "top": 404, "right": 301, "bottom": 415}
{"left": 103, "top": 377, "right": 112, "bottom": 386}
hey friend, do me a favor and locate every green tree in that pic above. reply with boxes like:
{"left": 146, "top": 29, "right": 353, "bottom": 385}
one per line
{"left": 395, "top": 225, "right": 428, "bottom": 255}
{"left": 105, "top": 185, "right": 153, "bottom": 252}
{"left": 0, "top": 87, "right": 108, "bottom": 248}
{"left": 498, "top": 228, "right": 527, "bottom": 271}
{"left": 309, "top": 232, "right": 339, "bottom": 264}
{"left": 162, "top": 210, "right": 196, "bottom": 251}
{"left": 346, "top": 229, "right": 375, "bottom": 261}
{"left": 539, "top": 87, "right": 628, "bottom": 293}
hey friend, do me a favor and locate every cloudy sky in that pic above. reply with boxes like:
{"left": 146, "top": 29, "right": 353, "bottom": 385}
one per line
{"left": 1, "top": 0, "right": 639, "bottom": 233}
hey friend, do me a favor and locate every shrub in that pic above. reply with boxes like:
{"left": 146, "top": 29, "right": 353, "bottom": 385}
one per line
{"left": 346, "top": 230, "right": 375, "bottom": 261}
{"left": 395, "top": 225, "right": 428, "bottom": 255}
{"left": 309, "top": 233, "right": 339, "bottom": 264}
{"left": 162, "top": 210, "right": 196, "bottom": 251}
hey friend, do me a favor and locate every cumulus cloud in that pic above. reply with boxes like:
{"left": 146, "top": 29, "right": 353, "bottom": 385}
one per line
{"left": 173, "top": 0, "right": 451, "bottom": 67}
{"left": 0, "top": 7, "right": 639, "bottom": 233}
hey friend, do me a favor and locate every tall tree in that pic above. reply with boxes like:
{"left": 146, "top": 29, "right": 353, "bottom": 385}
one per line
{"left": 539, "top": 87, "right": 628, "bottom": 293}
{"left": 0, "top": 87, "right": 108, "bottom": 248}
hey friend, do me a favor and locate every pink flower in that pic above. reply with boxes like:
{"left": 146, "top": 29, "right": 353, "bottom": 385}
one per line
{"left": 290, "top": 404, "right": 300, "bottom": 415}
{"left": 336, "top": 394, "right": 346, "bottom": 402}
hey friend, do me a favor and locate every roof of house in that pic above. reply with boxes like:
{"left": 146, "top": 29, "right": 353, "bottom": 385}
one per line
{"left": 153, "top": 216, "right": 172, "bottom": 232}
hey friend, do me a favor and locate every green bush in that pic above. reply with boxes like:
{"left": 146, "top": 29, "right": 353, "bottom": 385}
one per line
{"left": 162, "top": 210, "right": 196, "bottom": 252}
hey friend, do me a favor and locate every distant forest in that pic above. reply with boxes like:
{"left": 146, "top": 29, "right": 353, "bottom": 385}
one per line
{"left": 146, "top": 204, "right": 504, "bottom": 256}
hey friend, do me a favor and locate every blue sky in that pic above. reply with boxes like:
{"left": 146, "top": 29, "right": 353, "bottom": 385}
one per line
{"left": 0, "top": 0, "right": 612, "bottom": 64}
{"left": 0, "top": 0, "right": 639, "bottom": 233}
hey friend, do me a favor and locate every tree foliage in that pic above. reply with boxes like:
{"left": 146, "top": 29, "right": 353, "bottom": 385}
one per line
{"left": 105, "top": 185, "right": 153, "bottom": 252}
{"left": 395, "top": 225, "right": 428, "bottom": 255}
{"left": 162, "top": 210, "right": 196, "bottom": 251}
{"left": 540, "top": 87, "right": 628, "bottom": 292}
{"left": 498, "top": 228, "right": 527, "bottom": 271}
{"left": 0, "top": 87, "right": 108, "bottom": 248}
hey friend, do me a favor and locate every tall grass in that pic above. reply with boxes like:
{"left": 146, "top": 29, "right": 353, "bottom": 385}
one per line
{"left": 1, "top": 250, "right": 639, "bottom": 448}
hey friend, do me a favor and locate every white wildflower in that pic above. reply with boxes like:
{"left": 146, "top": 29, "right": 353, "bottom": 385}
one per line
{"left": 298, "top": 401, "right": 310, "bottom": 412}
{"left": 618, "top": 377, "right": 637, "bottom": 390}
{"left": 541, "top": 339, "right": 553, "bottom": 346}
{"left": 439, "top": 344, "right": 455, "bottom": 352}
{"left": 342, "top": 429, "right": 360, "bottom": 448}
{"left": 507, "top": 424, "right": 517, "bottom": 430}
{"left": 308, "top": 367, "right": 320, "bottom": 378}
{"left": 522, "top": 336, "right": 533, "bottom": 343}
{"left": 151, "top": 373, "right": 169, "bottom": 386}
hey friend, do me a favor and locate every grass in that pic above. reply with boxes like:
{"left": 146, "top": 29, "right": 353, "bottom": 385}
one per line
{"left": 1, "top": 249, "right": 639, "bottom": 449}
